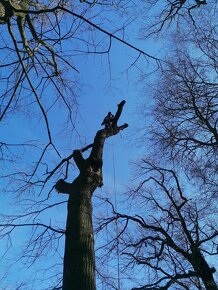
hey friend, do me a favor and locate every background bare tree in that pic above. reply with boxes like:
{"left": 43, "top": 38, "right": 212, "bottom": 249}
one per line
{"left": 98, "top": 161, "right": 218, "bottom": 290}
{"left": 103, "top": 13, "right": 218, "bottom": 290}
{"left": 141, "top": 19, "right": 218, "bottom": 195}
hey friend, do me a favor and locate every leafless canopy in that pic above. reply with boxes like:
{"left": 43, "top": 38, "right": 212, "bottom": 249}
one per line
{"left": 148, "top": 21, "right": 218, "bottom": 190}
{"left": 97, "top": 161, "right": 218, "bottom": 290}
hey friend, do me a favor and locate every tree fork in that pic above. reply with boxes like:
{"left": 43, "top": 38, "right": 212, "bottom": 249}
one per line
{"left": 55, "top": 100, "right": 128, "bottom": 290}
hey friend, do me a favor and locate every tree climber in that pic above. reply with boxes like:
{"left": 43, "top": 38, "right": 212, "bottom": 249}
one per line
{"left": 101, "top": 112, "right": 114, "bottom": 129}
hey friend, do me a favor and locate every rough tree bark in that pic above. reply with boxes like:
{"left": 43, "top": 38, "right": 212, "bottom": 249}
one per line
{"left": 55, "top": 100, "right": 128, "bottom": 290}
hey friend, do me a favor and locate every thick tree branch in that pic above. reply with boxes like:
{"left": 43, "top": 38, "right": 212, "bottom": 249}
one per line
{"left": 73, "top": 150, "right": 86, "bottom": 172}
{"left": 89, "top": 100, "right": 128, "bottom": 161}
{"left": 55, "top": 179, "right": 73, "bottom": 194}
{"left": 132, "top": 270, "right": 199, "bottom": 290}
{"left": 112, "top": 100, "right": 126, "bottom": 126}
{"left": 14, "top": 5, "right": 160, "bottom": 62}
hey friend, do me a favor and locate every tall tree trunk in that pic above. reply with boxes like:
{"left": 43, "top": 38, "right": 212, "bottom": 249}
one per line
{"left": 55, "top": 101, "right": 128, "bottom": 290}
{"left": 192, "top": 250, "right": 217, "bottom": 290}
{"left": 63, "top": 183, "right": 96, "bottom": 290}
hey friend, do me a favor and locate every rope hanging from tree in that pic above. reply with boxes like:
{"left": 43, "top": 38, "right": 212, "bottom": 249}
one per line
{"left": 112, "top": 142, "right": 121, "bottom": 290}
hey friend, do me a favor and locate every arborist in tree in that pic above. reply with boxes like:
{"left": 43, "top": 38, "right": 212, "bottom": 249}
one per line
{"left": 101, "top": 112, "right": 114, "bottom": 129}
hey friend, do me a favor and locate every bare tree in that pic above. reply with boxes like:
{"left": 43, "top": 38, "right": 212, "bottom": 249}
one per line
{"left": 98, "top": 161, "right": 218, "bottom": 290}
{"left": 53, "top": 100, "right": 128, "bottom": 290}
{"left": 0, "top": 101, "right": 128, "bottom": 289}
{"left": 144, "top": 21, "right": 218, "bottom": 191}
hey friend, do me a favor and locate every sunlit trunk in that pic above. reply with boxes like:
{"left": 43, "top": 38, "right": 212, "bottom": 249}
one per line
{"left": 62, "top": 184, "right": 96, "bottom": 290}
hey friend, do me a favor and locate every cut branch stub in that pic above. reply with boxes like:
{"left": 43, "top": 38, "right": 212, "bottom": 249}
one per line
{"left": 112, "top": 100, "right": 126, "bottom": 126}
{"left": 55, "top": 179, "right": 72, "bottom": 194}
